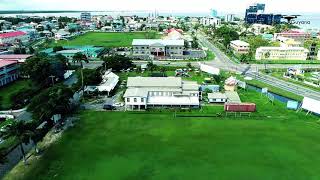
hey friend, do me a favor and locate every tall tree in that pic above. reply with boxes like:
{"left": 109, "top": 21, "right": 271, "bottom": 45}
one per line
{"left": 72, "top": 52, "right": 88, "bottom": 67}
{"left": 3, "top": 121, "right": 34, "bottom": 165}
{"left": 101, "top": 55, "right": 133, "bottom": 72}
{"left": 27, "top": 85, "right": 74, "bottom": 124}
{"left": 21, "top": 54, "right": 67, "bottom": 88}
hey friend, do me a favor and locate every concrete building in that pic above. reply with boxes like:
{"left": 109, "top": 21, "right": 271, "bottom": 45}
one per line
{"left": 208, "top": 93, "right": 227, "bottom": 103}
{"left": 225, "top": 14, "right": 235, "bottom": 22}
{"left": 230, "top": 40, "right": 250, "bottom": 54}
{"left": 200, "top": 17, "right": 221, "bottom": 27}
{"left": 123, "top": 77, "right": 200, "bottom": 110}
{"left": 255, "top": 47, "right": 309, "bottom": 60}
{"left": 274, "top": 30, "right": 311, "bottom": 43}
{"left": 0, "top": 60, "right": 19, "bottom": 87}
{"left": 132, "top": 39, "right": 184, "bottom": 59}
{"left": 0, "top": 31, "right": 29, "bottom": 45}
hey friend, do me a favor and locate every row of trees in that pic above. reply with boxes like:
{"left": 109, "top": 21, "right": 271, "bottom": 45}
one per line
{"left": 1, "top": 52, "right": 79, "bottom": 164}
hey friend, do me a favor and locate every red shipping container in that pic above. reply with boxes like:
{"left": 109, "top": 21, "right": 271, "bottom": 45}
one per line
{"left": 224, "top": 103, "right": 256, "bottom": 112}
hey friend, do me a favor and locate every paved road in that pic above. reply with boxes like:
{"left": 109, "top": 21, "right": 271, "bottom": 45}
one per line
{"left": 196, "top": 33, "right": 320, "bottom": 100}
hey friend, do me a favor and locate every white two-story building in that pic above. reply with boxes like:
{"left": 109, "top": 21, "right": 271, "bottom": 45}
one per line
{"left": 123, "top": 77, "right": 200, "bottom": 110}
{"left": 132, "top": 39, "right": 184, "bottom": 59}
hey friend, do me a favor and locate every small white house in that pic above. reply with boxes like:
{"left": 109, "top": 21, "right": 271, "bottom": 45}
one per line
{"left": 208, "top": 93, "right": 228, "bottom": 103}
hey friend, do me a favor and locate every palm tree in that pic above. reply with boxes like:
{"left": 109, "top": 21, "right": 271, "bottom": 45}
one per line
{"left": 3, "top": 121, "right": 34, "bottom": 165}
{"left": 73, "top": 52, "right": 89, "bottom": 90}
{"left": 72, "top": 52, "right": 88, "bottom": 68}
{"left": 160, "top": 67, "right": 166, "bottom": 77}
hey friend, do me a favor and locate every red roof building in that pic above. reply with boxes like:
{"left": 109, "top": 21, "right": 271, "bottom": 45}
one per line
{"left": 0, "top": 54, "right": 33, "bottom": 63}
{"left": 275, "top": 30, "right": 311, "bottom": 42}
{"left": 0, "top": 31, "right": 29, "bottom": 45}
{"left": 0, "top": 60, "right": 17, "bottom": 68}
{"left": 0, "top": 31, "right": 26, "bottom": 39}
{"left": 165, "top": 28, "right": 184, "bottom": 34}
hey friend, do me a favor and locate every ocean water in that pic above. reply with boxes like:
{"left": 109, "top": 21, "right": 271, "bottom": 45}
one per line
{"left": 1, "top": 11, "right": 320, "bottom": 30}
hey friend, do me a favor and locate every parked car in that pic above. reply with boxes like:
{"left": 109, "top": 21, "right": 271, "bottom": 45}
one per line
{"left": 103, "top": 104, "right": 115, "bottom": 110}
{"left": 113, "top": 102, "right": 124, "bottom": 107}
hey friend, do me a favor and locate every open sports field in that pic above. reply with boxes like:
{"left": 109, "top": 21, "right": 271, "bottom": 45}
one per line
{"left": 52, "top": 32, "right": 160, "bottom": 47}
{"left": 6, "top": 90, "right": 320, "bottom": 180}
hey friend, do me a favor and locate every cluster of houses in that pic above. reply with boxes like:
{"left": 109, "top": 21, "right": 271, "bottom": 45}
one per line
{"left": 230, "top": 29, "right": 320, "bottom": 61}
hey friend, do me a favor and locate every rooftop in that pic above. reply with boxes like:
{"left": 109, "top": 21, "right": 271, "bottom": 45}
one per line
{"left": 132, "top": 39, "right": 184, "bottom": 46}
{"left": 0, "top": 31, "right": 26, "bottom": 38}
{"left": 123, "top": 88, "right": 149, "bottom": 98}
{"left": 230, "top": 40, "right": 250, "bottom": 46}
{"left": 56, "top": 49, "right": 83, "bottom": 54}
{"left": 208, "top": 92, "right": 228, "bottom": 99}
{"left": 0, "top": 54, "right": 33, "bottom": 59}
{"left": 0, "top": 60, "right": 17, "bottom": 68}
{"left": 127, "top": 77, "right": 182, "bottom": 88}
{"left": 225, "top": 91, "right": 241, "bottom": 103}
{"left": 257, "top": 46, "right": 308, "bottom": 51}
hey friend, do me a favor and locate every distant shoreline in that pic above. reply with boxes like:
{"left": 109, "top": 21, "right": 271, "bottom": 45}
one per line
{"left": 0, "top": 11, "right": 100, "bottom": 14}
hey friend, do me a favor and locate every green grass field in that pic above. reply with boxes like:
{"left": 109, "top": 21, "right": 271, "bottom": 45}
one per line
{"left": 52, "top": 32, "right": 160, "bottom": 47}
{"left": 0, "top": 80, "right": 31, "bottom": 110}
{"left": 6, "top": 90, "right": 320, "bottom": 180}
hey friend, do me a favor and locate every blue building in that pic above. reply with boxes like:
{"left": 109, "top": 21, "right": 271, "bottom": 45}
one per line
{"left": 245, "top": 3, "right": 281, "bottom": 25}
{"left": 42, "top": 46, "right": 105, "bottom": 60}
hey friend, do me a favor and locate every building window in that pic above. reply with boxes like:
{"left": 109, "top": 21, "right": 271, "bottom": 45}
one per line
{"left": 141, "top": 98, "right": 144, "bottom": 102}
{"left": 127, "top": 98, "right": 130, "bottom": 102}
{"left": 134, "top": 98, "right": 137, "bottom": 102}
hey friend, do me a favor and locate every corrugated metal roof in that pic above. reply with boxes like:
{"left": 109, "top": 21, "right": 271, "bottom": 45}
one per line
{"left": 208, "top": 93, "right": 227, "bottom": 99}
{"left": 0, "top": 54, "right": 32, "bottom": 59}
{"left": 123, "top": 88, "right": 148, "bottom": 97}
{"left": 127, "top": 77, "right": 182, "bottom": 88}
{"left": 0, "top": 60, "right": 17, "bottom": 68}
{"left": 0, "top": 31, "right": 26, "bottom": 38}
{"left": 225, "top": 91, "right": 242, "bottom": 103}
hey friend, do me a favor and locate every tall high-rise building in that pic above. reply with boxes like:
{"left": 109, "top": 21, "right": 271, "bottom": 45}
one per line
{"left": 245, "top": 3, "right": 281, "bottom": 25}
{"left": 210, "top": 9, "right": 218, "bottom": 17}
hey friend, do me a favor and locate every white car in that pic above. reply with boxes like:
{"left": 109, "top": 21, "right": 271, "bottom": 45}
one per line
{"left": 113, "top": 103, "right": 124, "bottom": 107}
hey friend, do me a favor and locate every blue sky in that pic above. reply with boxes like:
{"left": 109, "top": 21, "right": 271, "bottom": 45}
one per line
{"left": 0, "top": 0, "right": 318, "bottom": 14}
